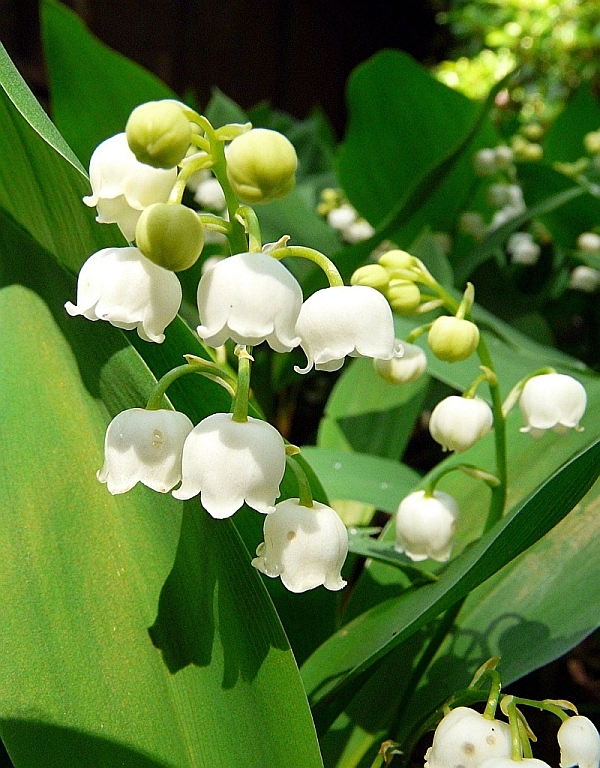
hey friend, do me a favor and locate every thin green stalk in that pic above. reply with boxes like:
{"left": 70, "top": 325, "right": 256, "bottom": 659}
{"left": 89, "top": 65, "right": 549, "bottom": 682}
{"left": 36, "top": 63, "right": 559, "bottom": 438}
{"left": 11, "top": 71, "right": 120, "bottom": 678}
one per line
{"left": 270, "top": 245, "right": 344, "bottom": 287}
{"left": 146, "top": 359, "right": 236, "bottom": 410}
{"left": 231, "top": 346, "right": 252, "bottom": 423}
{"left": 286, "top": 455, "right": 314, "bottom": 508}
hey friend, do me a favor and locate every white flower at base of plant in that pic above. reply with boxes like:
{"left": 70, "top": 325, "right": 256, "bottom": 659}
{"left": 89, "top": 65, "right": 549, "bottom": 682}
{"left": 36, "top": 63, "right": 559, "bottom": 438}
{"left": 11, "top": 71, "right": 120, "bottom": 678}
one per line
{"left": 373, "top": 341, "right": 427, "bottom": 384}
{"left": 251, "top": 499, "right": 348, "bottom": 593}
{"left": 519, "top": 373, "right": 587, "bottom": 439}
{"left": 395, "top": 490, "right": 459, "bottom": 562}
{"left": 295, "top": 285, "right": 397, "bottom": 373}
{"left": 196, "top": 252, "right": 303, "bottom": 352}
{"left": 173, "top": 413, "right": 286, "bottom": 518}
{"left": 98, "top": 408, "right": 194, "bottom": 494}
{"left": 429, "top": 396, "right": 493, "bottom": 453}
{"left": 425, "top": 707, "right": 512, "bottom": 768}
{"left": 569, "top": 266, "right": 600, "bottom": 293}
{"left": 558, "top": 716, "right": 600, "bottom": 768}
{"left": 507, "top": 232, "right": 541, "bottom": 266}
{"left": 83, "top": 133, "right": 177, "bottom": 241}
{"left": 65, "top": 246, "right": 182, "bottom": 343}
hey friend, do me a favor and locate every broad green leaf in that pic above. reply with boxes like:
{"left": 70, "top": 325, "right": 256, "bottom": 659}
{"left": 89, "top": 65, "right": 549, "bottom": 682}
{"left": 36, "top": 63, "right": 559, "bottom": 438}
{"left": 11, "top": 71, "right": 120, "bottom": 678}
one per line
{"left": 205, "top": 87, "right": 249, "bottom": 128}
{"left": 0, "top": 282, "right": 323, "bottom": 767}
{"left": 300, "top": 448, "right": 420, "bottom": 514}
{"left": 41, "top": 0, "right": 176, "bottom": 167}
{"left": 301, "top": 437, "right": 600, "bottom": 734}
{"left": 543, "top": 81, "right": 600, "bottom": 163}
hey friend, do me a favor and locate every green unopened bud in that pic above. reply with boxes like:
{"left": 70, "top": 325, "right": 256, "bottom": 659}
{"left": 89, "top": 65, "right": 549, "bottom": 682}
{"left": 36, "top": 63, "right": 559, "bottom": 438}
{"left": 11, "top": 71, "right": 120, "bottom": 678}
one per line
{"left": 428, "top": 316, "right": 479, "bottom": 362}
{"left": 386, "top": 279, "right": 421, "bottom": 315}
{"left": 226, "top": 128, "right": 297, "bottom": 204}
{"left": 584, "top": 131, "right": 600, "bottom": 155}
{"left": 378, "top": 249, "right": 416, "bottom": 273}
{"left": 351, "top": 264, "right": 390, "bottom": 291}
{"left": 126, "top": 100, "right": 192, "bottom": 169}
{"left": 136, "top": 203, "right": 204, "bottom": 271}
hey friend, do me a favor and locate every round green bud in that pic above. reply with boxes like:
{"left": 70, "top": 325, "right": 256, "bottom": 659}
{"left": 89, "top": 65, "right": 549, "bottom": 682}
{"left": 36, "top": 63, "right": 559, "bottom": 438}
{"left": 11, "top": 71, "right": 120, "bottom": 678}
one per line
{"left": 126, "top": 100, "right": 192, "bottom": 169}
{"left": 378, "top": 249, "right": 416, "bottom": 272}
{"left": 350, "top": 264, "right": 390, "bottom": 291}
{"left": 226, "top": 128, "right": 297, "bottom": 204}
{"left": 386, "top": 279, "right": 421, "bottom": 315}
{"left": 428, "top": 316, "right": 479, "bottom": 363}
{"left": 584, "top": 131, "right": 600, "bottom": 155}
{"left": 135, "top": 203, "right": 204, "bottom": 271}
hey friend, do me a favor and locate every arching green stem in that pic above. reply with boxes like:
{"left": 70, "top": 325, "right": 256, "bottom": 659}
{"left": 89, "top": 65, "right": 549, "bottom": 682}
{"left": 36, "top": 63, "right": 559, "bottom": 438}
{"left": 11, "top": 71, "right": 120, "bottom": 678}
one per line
{"left": 270, "top": 245, "right": 344, "bottom": 287}
{"left": 286, "top": 454, "right": 314, "bottom": 508}
{"left": 483, "top": 670, "right": 502, "bottom": 719}
{"left": 146, "top": 357, "right": 236, "bottom": 410}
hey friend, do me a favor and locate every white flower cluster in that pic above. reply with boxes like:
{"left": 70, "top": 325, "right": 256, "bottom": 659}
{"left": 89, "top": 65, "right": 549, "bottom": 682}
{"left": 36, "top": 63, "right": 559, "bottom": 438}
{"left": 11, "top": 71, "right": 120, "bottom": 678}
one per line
{"left": 326, "top": 201, "right": 375, "bottom": 243}
{"left": 474, "top": 146, "right": 514, "bottom": 177}
{"left": 425, "top": 708, "right": 600, "bottom": 768}
{"left": 506, "top": 231, "right": 540, "bottom": 266}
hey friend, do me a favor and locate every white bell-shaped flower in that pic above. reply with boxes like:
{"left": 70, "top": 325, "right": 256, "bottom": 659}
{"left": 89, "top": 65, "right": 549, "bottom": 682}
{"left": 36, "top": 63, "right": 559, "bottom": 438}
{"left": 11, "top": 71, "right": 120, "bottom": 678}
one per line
{"left": 295, "top": 285, "right": 396, "bottom": 373}
{"left": 429, "top": 396, "right": 493, "bottom": 453}
{"left": 83, "top": 132, "right": 177, "bottom": 241}
{"left": 374, "top": 341, "right": 427, "bottom": 384}
{"left": 196, "top": 252, "right": 303, "bottom": 352}
{"left": 395, "top": 489, "right": 459, "bottom": 562}
{"left": 569, "top": 265, "right": 600, "bottom": 293}
{"left": 98, "top": 408, "right": 194, "bottom": 494}
{"left": 425, "top": 707, "right": 512, "bottom": 768}
{"left": 519, "top": 373, "right": 587, "bottom": 439}
{"left": 558, "top": 716, "right": 600, "bottom": 768}
{"left": 65, "top": 246, "right": 182, "bottom": 343}
{"left": 251, "top": 499, "right": 348, "bottom": 593}
{"left": 478, "top": 760, "right": 551, "bottom": 768}
{"left": 173, "top": 413, "right": 286, "bottom": 518}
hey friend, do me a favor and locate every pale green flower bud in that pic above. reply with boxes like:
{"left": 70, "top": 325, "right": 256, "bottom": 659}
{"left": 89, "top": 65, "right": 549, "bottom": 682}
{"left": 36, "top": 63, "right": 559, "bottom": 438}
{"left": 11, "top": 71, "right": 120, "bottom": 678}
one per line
{"left": 135, "top": 203, "right": 204, "bottom": 272}
{"left": 386, "top": 279, "right": 421, "bottom": 315}
{"left": 584, "top": 131, "right": 600, "bottom": 155}
{"left": 350, "top": 264, "right": 390, "bottom": 291}
{"left": 378, "top": 249, "right": 416, "bottom": 272}
{"left": 226, "top": 128, "right": 297, "bottom": 204}
{"left": 126, "top": 100, "right": 192, "bottom": 169}
{"left": 428, "top": 316, "right": 479, "bottom": 362}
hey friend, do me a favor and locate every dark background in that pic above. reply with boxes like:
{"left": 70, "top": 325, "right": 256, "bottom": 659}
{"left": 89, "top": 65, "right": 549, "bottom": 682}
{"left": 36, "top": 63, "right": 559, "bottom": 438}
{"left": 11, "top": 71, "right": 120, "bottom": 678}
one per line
{"left": 0, "top": 0, "right": 449, "bottom": 134}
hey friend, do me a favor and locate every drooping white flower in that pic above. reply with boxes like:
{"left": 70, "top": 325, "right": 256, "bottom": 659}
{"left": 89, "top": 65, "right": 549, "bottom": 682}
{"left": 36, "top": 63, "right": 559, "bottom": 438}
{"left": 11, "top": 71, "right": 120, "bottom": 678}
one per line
{"left": 196, "top": 252, "right": 303, "bottom": 352}
{"left": 327, "top": 203, "right": 357, "bottom": 231}
{"left": 569, "top": 265, "right": 600, "bottom": 293}
{"left": 252, "top": 499, "right": 348, "bottom": 593}
{"left": 429, "top": 396, "right": 493, "bottom": 453}
{"left": 558, "top": 716, "right": 600, "bottom": 768}
{"left": 98, "top": 408, "right": 193, "bottom": 494}
{"left": 342, "top": 219, "right": 375, "bottom": 243}
{"left": 395, "top": 489, "right": 459, "bottom": 562}
{"left": 173, "top": 413, "right": 286, "bottom": 518}
{"left": 425, "top": 707, "right": 512, "bottom": 768}
{"left": 519, "top": 373, "right": 587, "bottom": 439}
{"left": 507, "top": 232, "right": 541, "bottom": 266}
{"left": 65, "top": 246, "right": 182, "bottom": 342}
{"left": 83, "top": 133, "right": 177, "bottom": 240}
{"left": 295, "top": 285, "right": 397, "bottom": 374}
{"left": 577, "top": 232, "right": 600, "bottom": 254}
{"left": 373, "top": 341, "right": 427, "bottom": 384}
{"left": 478, "top": 760, "right": 551, "bottom": 768}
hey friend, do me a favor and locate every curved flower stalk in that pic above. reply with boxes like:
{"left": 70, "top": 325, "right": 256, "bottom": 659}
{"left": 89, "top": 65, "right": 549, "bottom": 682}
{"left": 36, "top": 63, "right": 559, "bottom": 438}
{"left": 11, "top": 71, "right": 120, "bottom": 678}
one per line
{"left": 395, "top": 489, "right": 459, "bottom": 562}
{"left": 294, "top": 284, "right": 397, "bottom": 373}
{"left": 252, "top": 499, "right": 348, "bottom": 593}
{"left": 65, "top": 246, "right": 182, "bottom": 343}
{"left": 196, "top": 252, "right": 303, "bottom": 352}
{"left": 83, "top": 132, "right": 177, "bottom": 240}
{"left": 425, "top": 707, "right": 512, "bottom": 768}
{"left": 519, "top": 373, "right": 587, "bottom": 439}
{"left": 173, "top": 413, "right": 286, "bottom": 518}
{"left": 98, "top": 408, "right": 194, "bottom": 494}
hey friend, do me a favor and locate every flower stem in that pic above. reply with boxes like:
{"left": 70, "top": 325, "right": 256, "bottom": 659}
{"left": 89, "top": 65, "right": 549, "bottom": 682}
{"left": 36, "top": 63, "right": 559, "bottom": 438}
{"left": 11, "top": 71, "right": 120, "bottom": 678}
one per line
{"left": 236, "top": 206, "right": 262, "bottom": 252}
{"left": 146, "top": 356, "right": 236, "bottom": 410}
{"left": 270, "top": 245, "right": 344, "bottom": 287}
{"left": 286, "top": 454, "right": 314, "bottom": 508}
{"left": 231, "top": 345, "right": 253, "bottom": 423}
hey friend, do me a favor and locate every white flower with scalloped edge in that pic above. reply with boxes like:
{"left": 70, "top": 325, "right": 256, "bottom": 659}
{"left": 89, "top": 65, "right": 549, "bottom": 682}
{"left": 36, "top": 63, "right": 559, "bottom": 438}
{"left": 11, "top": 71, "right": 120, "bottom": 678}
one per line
{"left": 252, "top": 498, "right": 348, "bottom": 593}
{"left": 173, "top": 413, "right": 286, "bottom": 518}
{"left": 83, "top": 132, "right": 177, "bottom": 241}
{"left": 294, "top": 284, "right": 396, "bottom": 374}
{"left": 558, "top": 716, "right": 600, "bottom": 768}
{"left": 395, "top": 489, "right": 459, "bottom": 563}
{"left": 478, "top": 760, "right": 551, "bottom": 768}
{"left": 429, "top": 395, "right": 493, "bottom": 453}
{"left": 425, "top": 707, "right": 512, "bottom": 768}
{"left": 98, "top": 408, "right": 193, "bottom": 494}
{"left": 65, "top": 246, "right": 182, "bottom": 343}
{"left": 374, "top": 341, "right": 427, "bottom": 384}
{"left": 519, "top": 373, "right": 586, "bottom": 440}
{"left": 196, "top": 251, "right": 303, "bottom": 352}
